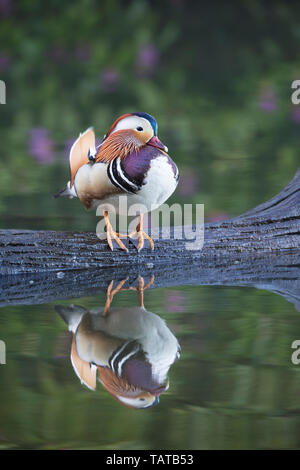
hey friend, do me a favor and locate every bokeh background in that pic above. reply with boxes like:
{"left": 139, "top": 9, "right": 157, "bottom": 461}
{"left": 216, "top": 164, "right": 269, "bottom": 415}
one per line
{"left": 0, "top": 0, "right": 299, "bottom": 230}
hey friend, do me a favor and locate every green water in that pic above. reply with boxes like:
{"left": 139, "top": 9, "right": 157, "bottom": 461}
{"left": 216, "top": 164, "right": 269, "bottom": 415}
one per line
{"left": 0, "top": 284, "right": 299, "bottom": 450}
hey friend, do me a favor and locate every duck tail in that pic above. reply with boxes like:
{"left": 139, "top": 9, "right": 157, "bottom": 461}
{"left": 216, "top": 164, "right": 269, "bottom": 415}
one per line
{"left": 53, "top": 181, "right": 76, "bottom": 199}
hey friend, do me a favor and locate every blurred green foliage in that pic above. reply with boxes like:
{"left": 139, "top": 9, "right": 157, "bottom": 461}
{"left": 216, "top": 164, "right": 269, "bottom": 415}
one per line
{"left": 0, "top": 0, "right": 300, "bottom": 227}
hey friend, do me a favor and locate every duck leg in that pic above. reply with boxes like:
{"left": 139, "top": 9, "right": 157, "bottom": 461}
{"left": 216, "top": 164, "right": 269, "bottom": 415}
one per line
{"left": 129, "top": 275, "right": 155, "bottom": 307}
{"left": 129, "top": 214, "right": 154, "bottom": 252}
{"left": 103, "top": 210, "right": 128, "bottom": 252}
{"left": 103, "top": 278, "right": 129, "bottom": 316}
{"left": 103, "top": 275, "right": 154, "bottom": 315}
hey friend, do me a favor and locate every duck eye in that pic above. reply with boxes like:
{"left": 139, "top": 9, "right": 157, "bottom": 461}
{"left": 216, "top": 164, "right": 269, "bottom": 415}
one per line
{"left": 136, "top": 126, "right": 143, "bottom": 131}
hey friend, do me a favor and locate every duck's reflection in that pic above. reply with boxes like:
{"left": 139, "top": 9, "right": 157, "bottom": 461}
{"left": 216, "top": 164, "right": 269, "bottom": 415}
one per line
{"left": 55, "top": 276, "right": 180, "bottom": 408}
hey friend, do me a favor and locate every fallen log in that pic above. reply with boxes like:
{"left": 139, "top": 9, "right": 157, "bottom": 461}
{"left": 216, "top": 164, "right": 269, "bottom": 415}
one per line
{"left": 0, "top": 168, "right": 299, "bottom": 307}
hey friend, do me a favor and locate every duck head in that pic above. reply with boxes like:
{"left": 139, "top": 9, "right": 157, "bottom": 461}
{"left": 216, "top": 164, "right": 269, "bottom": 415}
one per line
{"left": 96, "top": 112, "right": 168, "bottom": 163}
{"left": 97, "top": 362, "right": 169, "bottom": 409}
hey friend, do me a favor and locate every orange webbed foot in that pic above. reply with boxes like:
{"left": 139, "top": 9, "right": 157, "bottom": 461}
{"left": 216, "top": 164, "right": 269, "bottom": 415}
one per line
{"left": 103, "top": 210, "right": 128, "bottom": 252}
{"left": 129, "top": 214, "right": 154, "bottom": 252}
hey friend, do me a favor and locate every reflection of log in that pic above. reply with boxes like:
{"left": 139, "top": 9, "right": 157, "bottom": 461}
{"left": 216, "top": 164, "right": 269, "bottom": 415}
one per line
{"left": 0, "top": 251, "right": 299, "bottom": 310}
{"left": 0, "top": 168, "right": 299, "bottom": 307}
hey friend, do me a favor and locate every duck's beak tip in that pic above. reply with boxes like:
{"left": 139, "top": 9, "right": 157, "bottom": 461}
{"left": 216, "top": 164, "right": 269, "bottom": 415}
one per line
{"left": 147, "top": 136, "right": 168, "bottom": 153}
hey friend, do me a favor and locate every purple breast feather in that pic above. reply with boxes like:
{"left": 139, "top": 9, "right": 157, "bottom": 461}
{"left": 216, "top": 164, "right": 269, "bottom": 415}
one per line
{"left": 123, "top": 146, "right": 178, "bottom": 186}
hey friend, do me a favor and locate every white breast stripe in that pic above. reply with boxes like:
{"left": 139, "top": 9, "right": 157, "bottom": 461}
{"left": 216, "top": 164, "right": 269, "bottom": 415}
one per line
{"left": 116, "top": 158, "right": 139, "bottom": 192}
{"left": 107, "top": 158, "right": 139, "bottom": 193}
{"left": 107, "top": 160, "right": 126, "bottom": 192}
{"left": 117, "top": 345, "right": 140, "bottom": 376}
{"left": 109, "top": 341, "right": 130, "bottom": 371}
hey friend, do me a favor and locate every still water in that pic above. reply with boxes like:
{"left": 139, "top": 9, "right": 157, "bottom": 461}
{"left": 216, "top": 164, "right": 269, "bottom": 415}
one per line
{"left": 0, "top": 275, "right": 300, "bottom": 450}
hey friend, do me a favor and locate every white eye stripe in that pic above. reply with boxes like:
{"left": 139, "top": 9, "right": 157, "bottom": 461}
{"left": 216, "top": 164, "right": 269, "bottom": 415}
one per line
{"left": 111, "top": 116, "right": 153, "bottom": 135}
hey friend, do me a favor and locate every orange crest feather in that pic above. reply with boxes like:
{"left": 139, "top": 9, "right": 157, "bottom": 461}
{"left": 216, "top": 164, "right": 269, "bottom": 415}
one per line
{"left": 97, "top": 365, "right": 138, "bottom": 397}
{"left": 96, "top": 130, "right": 142, "bottom": 163}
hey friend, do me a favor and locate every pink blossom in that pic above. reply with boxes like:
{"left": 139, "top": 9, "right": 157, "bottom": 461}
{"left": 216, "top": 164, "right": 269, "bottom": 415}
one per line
{"left": 165, "top": 290, "right": 186, "bottom": 313}
{"left": 0, "top": 0, "right": 13, "bottom": 16}
{"left": 290, "top": 106, "right": 300, "bottom": 124}
{"left": 258, "top": 88, "right": 277, "bottom": 112}
{"left": 29, "top": 128, "right": 55, "bottom": 164}
{"left": 100, "top": 68, "right": 120, "bottom": 93}
{"left": 136, "top": 44, "right": 160, "bottom": 77}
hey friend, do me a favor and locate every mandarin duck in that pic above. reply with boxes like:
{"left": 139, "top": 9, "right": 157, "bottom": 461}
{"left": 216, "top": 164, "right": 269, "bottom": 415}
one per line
{"left": 55, "top": 113, "right": 179, "bottom": 252}
{"left": 55, "top": 277, "right": 180, "bottom": 408}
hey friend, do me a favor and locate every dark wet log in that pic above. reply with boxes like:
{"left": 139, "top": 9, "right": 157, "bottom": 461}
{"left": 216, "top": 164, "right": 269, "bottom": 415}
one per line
{"left": 0, "top": 168, "right": 299, "bottom": 307}
{"left": 1, "top": 168, "right": 299, "bottom": 275}
{"left": 0, "top": 250, "right": 299, "bottom": 310}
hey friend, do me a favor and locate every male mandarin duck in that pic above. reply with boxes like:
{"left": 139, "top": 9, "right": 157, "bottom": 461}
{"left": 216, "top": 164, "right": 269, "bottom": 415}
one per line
{"left": 55, "top": 277, "right": 180, "bottom": 408}
{"left": 55, "top": 112, "right": 179, "bottom": 252}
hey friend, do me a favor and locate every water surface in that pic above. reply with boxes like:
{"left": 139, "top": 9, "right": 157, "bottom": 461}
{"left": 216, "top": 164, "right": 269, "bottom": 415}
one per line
{"left": 0, "top": 280, "right": 299, "bottom": 450}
